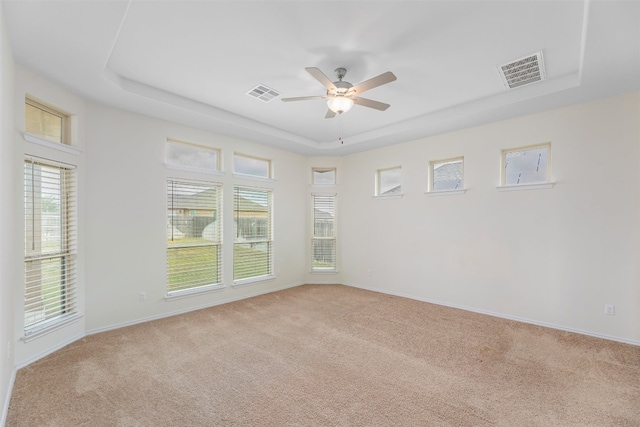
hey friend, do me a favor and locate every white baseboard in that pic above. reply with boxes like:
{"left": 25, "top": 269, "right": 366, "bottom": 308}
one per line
{"left": 16, "top": 332, "right": 86, "bottom": 370}
{"left": 86, "top": 281, "right": 304, "bottom": 336}
{"left": 1, "top": 367, "right": 16, "bottom": 427}
{"left": 343, "top": 282, "right": 640, "bottom": 347}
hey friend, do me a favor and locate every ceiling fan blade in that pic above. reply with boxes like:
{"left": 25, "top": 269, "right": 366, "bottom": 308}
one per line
{"left": 352, "top": 97, "right": 390, "bottom": 111}
{"left": 306, "top": 67, "right": 337, "bottom": 91}
{"left": 325, "top": 109, "right": 336, "bottom": 119}
{"left": 349, "top": 71, "right": 397, "bottom": 95}
{"left": 281, "top": 95, "right": 327, "bottom": 102}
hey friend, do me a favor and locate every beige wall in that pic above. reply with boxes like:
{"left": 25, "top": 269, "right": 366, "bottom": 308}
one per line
{"left": 339, "top": 92, "right": 640, "bottom": 343}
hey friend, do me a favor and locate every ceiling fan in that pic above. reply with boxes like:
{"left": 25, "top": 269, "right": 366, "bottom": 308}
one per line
{"left": 282, "top": 67, "right": 397, "bottom": 119}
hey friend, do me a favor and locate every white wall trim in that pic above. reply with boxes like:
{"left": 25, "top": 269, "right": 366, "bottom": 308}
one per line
{"left": 15, "top": 332, "right": 85, "bottom": 370}
{"left": 0, "top": 367, "right": 16, "bottom": 427}
{"left": 22, "top": 132, "right": 82, "bottom": 155}
{"left": 86, "top": 281, "right": 303, "bottom": 336}
{"left": 342, "top": 282, "right": 640, "bottom": 347}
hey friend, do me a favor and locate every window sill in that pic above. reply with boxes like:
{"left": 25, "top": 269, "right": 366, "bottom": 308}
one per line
{"left": 22, "top": 313, "right": 83, "bottom": 343}
{"left": 165, "top": 283, "right": 226, "bottom": 300}
{"left": 233, "top": 173, "right": 276, "bottom": 183}
{"left": 232, "top": 274, "right": 275, "bottom": 288}
{"left": 372, "top": 193, "right": 403, "bottom": 200}
{"left": 497, "top": 182, "right": 555, "bottom": 192}
{"left": 310, "top": 269, "right": 338, "bottom": 274}
{"left": 425, "top": 189, "right": 466, "bottom": 196}
{"left": 164, "top": 163, "right": 225, "bottom": 176}
{"left": 23, "top": 132, "right": 82, "bottom": 155}
{"left": 310, "top": 183, "right": 338, "bottom": 189}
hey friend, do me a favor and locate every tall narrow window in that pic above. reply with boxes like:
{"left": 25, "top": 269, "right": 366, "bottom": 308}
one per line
{"left": 25, "top": 98, "right": 68, "bottom": 145}
{"left": 167, "top": 180, "right": 222, "bottom": 295}
{"left": 233, "top": 187, "right": 273, "bottom": 283}
{"left": 311, "top": 194, "right": 336, "bottom": 272}
{"left": 502, "top": 144, "right": 550, "bottom": 186}
{"left": 24, "top": 159, "right": 77, "bottom": 335}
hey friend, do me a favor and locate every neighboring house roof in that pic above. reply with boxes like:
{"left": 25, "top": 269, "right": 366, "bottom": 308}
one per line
{"left": 381, "top": 185, "right": 402, "bottom": 196}
{"left": 434, "top": 162, "right": 463, "bottom": 182}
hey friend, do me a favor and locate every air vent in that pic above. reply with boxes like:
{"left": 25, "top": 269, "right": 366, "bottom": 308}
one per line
{"left": 247, "top": 84, "right": 280, "bottom": 102}
{"left": 498, "top": 52, "right": 545, "bottom": 89}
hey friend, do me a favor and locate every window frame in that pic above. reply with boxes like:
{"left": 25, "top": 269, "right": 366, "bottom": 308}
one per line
{"left": 25, "top": 97, "right": 70, "bottom": 146}
{"left": 165, "top": 138, "right": 222, "bottom": 175}
{"left": 375, "top": 166, "right": 403, "bottom": 198}
{"left": 23, "top": 157, "right": 79, "bottom": 339}
{"left": 428, "top": 156, "right": 465, "bottom": 194}
{"left": 166, "top": 179, "right": 224, "bottom": 298}
{"left": 233, "top": 186, "right": 274, "bottom": 286}
{"left": 311, "top": 167, "right": 337, "bottom": 186}
{"left": 500, "top": 142, "right": 553, "bottom": 189}
{"left": 311, "top": 193, "right": 337, "bottom": 273}
{"left": 233, "top": 152, "right": 273, "bottom": 180}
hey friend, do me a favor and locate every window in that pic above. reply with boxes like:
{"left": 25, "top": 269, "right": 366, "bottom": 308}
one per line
{"left": 430, "top": 157, "right": 464, "bottom": 192}
{"left": 233, "top": 187, "right": 273, "bottom": 283}
{"left": 24, "top": 158, "right": 77, "bottom": 335}
{"left": 167, "top": 180, "right": 222, "bottom": 295}
{"left": 312, "top": 168, "right": 336, "bottom": 185}
{"left": 166, "top": 138, "right": 220, "bottom": 173}
{"left": 502, "top": 143, "right": 550, "bottom": 186}
{"left": 376, "top": 166, "right": 402, "bottom": 196}
{"left": 25, "top": 98, "right": 68, "bottom": 145}
{"left": 311, "top": 194, "right": 336, "bottom": 271}
{"left": 233, "top": 153, "right": 272, "bottom": 179}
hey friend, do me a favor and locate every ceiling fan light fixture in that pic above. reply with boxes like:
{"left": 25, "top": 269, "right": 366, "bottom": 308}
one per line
{"left": 327, "top": 96, "right": 354, "bottom": 114}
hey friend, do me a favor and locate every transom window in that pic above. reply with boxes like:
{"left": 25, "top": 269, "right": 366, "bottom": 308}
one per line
{"left": 430, "top": 157, "right": 464, "bottom": 192}
{"left": 166, "top": 138, "right": 220, "bottom": 172}
{"left": 24, "top": 158, "right": 77, "bottom": 335}
{"left": 167, "top": 179, "right": 222, "bottom": 295}
{"left": 233, "top": 153, "right": 272, "bottom": 179}
{"left": 376, "top": 166, "right": 402, "bottom": 196}
{"left": 233, "top": 186, "right": 273, "bottom": 283}
{"left": 25, "top": 98, "right": 68, "bottom": 145}
{"left": 502, "top": 143, "right": 550, "bottom": 186}
{"left": 312, "top": 168, "right": 336, "bottom": 185}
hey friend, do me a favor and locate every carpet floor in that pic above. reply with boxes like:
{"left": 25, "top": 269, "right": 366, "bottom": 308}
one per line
{"left": 6, "top": 284, "right": 640, "bottom": 426}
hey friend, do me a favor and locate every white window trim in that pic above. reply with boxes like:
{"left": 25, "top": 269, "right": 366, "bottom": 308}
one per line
{"left": 165, "top": 283, "right": 226, "bottom": 300}
{"left": 424, "top": 189, "right": 467, "bottom": 196}
{"left": 233, "top": 152, "right": 273, "bottom": 180}
{"left": 311, "top": 167, "right": 337, "bottom": 186}
{"left": 232, "top": 274, "right": 275, "bottom": 287}
{"left": 25, "top": 97, "right": 71, "bottom": 146}
{"left": 23, "top": 132, "right": 82, "bottom": 156}
{"left": 232, "top": 172, "right": 276, "bottom": 183}
{"left": 164, "top": 163, "right": 225, "bottom": 177}
{"left": 373, "top": 193, "right": 404, "bottom": 200}
{"left": 497, "top": 182, "right": 555, "bottom": 192}
{"left": 499, "top": 142, "right": 552, "bottom": 187}
{"left": 21, "top": 313, "right": 83, "bottom": 343}
{"left": 428, "top": 156, "right": 464, "bottom": 193}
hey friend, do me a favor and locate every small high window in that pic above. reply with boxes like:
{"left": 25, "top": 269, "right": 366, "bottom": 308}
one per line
{"left": 233, "top": 153, "right": 272, "bottom": 179}
{"left": 376, "top": 167, "right": 402, "bottom": 196}
{"left": 502, "top": 143, "right": 550, "bottom": 186}
{"left": 25, "top": 98, "right": 68, "bottom": 145}
{"left": 430, "top": 157, "right": 464, "bottom": 192}
{"left": 166, "top": 139, "right": 220, "bottom": 173}
{"left": 312, "top": 168, "right": 336, "bottom": 185}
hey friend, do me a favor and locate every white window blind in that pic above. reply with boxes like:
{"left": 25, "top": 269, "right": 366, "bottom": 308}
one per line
{"left": 167, "top": 180, "right": 222, "bottom": 294}
{"left": 311, "top": 194, "right": 336, "bottom": 271}
{"left": 25, "top": 99, "right": 67, "bottom": 145}
{"left": 233, "top": 187, "right": 273, "bottom": 282}
{"left": 24, "top": 159, "right": 77, "bottom": 335}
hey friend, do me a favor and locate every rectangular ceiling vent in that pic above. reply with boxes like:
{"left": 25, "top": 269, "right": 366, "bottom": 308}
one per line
{"left": 247, "top": 84, "right": 280, "bottom": 102}
{"left": 498, "top": 51, "right": 546, "bottom": 89}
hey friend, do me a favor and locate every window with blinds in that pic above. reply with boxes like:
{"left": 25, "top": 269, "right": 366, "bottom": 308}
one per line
{"left": 24, "top": 159, "right": 77, "bottom": 335}
{"left": 233, "top": 187, "right": 273, "bottom": 283}
{"left": 25, "top": 98, "right": 68, "bottom": 145}
{"left": 167, "top": 179, "right": 222, "bottom": 295}
{"left": 311, "top": 194, "right": 336, "bottom": 272}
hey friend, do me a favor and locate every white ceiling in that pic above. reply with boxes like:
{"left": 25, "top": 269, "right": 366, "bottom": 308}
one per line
{"left": 4, "top": 0, "right": 640, "bottom": 156}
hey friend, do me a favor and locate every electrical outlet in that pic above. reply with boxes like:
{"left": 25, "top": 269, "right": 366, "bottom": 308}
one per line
{"left": 139, "top": 292, "right": 147, "bottom": 302}
{"left": 604, "top": 304, "right": 615, "bottom": 315}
